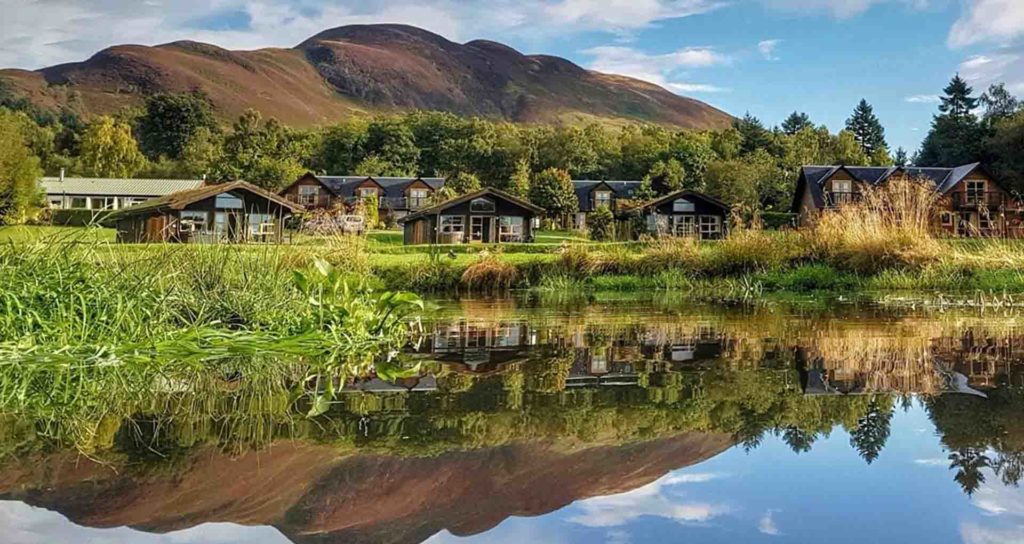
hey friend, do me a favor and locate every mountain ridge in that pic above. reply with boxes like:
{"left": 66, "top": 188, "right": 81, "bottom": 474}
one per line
{"left": 0, "top": 24, "right": 733, "bottom": 129}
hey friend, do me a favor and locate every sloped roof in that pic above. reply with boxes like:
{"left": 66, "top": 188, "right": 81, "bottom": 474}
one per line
{"left": 40, "top": 177, "right": 205, "bottom": 197}
{"left": 623, "top": 189, "right": 730, "bottom": 214}
{"left": 112, "top": 181, "right": 303, "bottom": 217}
{"left": 795, "top": 163, "right": 992, "bottom": 211}
{"left": 572, "top": 180, "right": 644, "bottom": 212}
{"left": 312, "top": 175, "right": 446, "bottom": 199}
{"left": 398, "top": 188, "right": 544, "bottom": 223}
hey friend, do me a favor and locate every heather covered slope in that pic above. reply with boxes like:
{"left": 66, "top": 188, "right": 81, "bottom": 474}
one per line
{"left": 0, "top": 24, "right": 732, "bottom": 129}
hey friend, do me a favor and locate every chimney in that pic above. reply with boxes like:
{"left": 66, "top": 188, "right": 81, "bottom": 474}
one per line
{"left": 59, "top": 168, "right": 65, "bottom": 182}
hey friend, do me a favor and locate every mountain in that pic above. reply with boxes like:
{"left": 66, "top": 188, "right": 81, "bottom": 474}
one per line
{"left": 0, "top": 24, "right": 732, "bottom": 129}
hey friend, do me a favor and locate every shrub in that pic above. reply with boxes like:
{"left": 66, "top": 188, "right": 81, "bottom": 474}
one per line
{"left": 587, "top": 207, "right": 615, "bottom": 241}
{"left": 759, "top": 264, "right": 859, "bottom": 292}
{"left": 461, "top": 254, "right": 519, "bottom": 291}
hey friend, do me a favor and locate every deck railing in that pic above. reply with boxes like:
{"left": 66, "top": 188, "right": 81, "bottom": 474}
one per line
{"left": 824, "top": 191, "right": 862, "bottom": 207}
{"left": 949, "top": 191, "right": 1009, "bottom": 209}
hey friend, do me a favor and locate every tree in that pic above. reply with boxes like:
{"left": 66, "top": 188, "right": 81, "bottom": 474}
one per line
{"left": 447, "top": 172, "right": 482, "bottom": 195}
{"left": 781, "top": 111, "right": 813, "bottom": 135}
{"left": 647, "top": 158, "right": 686, "bottom": 194}
{"left": 136, "top": 92, "right": 217, "bottom": 160}
{"left": 917, "top": 75, "right": 985, "bottom": 167}
{"left": 634, "top": 175, "right": 656, "bottom": 202}
{"left": 218, "top": 109, "right": 306, "bottom": 188}
{"left": 735, "top": 113, "right": 772, "bottom": 155}
{"left": 987, "top": 111, "right": 1024, "bottom": 192}
{"left": 364, "top": 117, "right": 419, "bottom": 176}
{"left": 529, "top": 168, "right": 578, "bottom": 226}
{"left": 980, "top": 83, "right": 1020, "bottom": 124}
{"left": 587, "top": 205, "right": 615, "bottom": 241}
{"left": 507, "top": 158, "right": 531, "bottom": 199}
{"left": 893, "top": 147, "right": 910, "bottom": 167}
{"left": 179, "top": 127, "right": 223, "bottom": 178}
{"left": 845, "top": 99, "right": 888, "bottom": 158}
{"left": 0, "top": 109, "right": 44, "bottom": 223}
{"left": 315, "top": 119, "right": 368, "bottom": 175}
{"left": 77, "top": 116, "right": 147, "bottom": 178}
{"left": 849, "top": 396, "right": 894, "bottom": 465}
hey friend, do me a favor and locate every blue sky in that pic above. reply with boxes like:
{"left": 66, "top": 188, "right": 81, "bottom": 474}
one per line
{"left": 2, "top": 0, "right": 1023, "bottom": 153}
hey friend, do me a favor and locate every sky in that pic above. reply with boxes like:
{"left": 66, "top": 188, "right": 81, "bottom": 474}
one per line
{"left": 2, "top": 1, "right": 1024, "bottom": 153}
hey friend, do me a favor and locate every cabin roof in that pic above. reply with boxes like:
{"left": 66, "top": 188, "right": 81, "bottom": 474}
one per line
{"left": 572, "top": 180, "right": 644, "bottom": 211}
{"left": 306, "top": 174, "right": 446, "bottom": 198}
{"left": 795, "top": 162, "right": 989, "bottom": 211}
{"left": 40, "top": 177, "right": 205, "bottom": 197}
{"left": 111, "top": 181, "right": 303, "bottom": 217}
{"left": 398, "top": 187, "right": 544, "bottom": 223}
{"left": 621, "top": 189, "right": 730, "bottom": 214}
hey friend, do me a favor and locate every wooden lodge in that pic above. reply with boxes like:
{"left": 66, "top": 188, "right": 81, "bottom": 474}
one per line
{"left": 279, "top": 173, "right": 446, "bottom": 220}
{"left": 572, "top": 180, "right": 644, "bottom": 229}
{"left": 792, "top": 163, "right": 1024, "bottom": 237}
{"left": 620, "top": 190, "right": 730, "bottom": 240}
{"left": 112, "top": 181, "right": 303, "bottom": 243}
{"left": 399, "top": 188, "right": 543, "bottom": 245}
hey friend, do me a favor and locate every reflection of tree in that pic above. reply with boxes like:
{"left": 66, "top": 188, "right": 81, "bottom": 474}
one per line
{"left": 782, "top": 427, "right": 816, "bottom": 454}
{"left": 949, "top": 448, "right": 991, "bottom": 496}
{"left": 849, "top": 396, "right": 894, "bottom": 464}
{"left": 523, "top": 350, "right": 573, "bottom": 393}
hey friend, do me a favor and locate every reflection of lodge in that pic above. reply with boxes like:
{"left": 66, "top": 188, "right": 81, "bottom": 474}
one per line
{"left": 416, "top": 320, "right": 539, "bottom": 375}
{"left": 799, "top": 330, "right": 1024, "bottom": 396}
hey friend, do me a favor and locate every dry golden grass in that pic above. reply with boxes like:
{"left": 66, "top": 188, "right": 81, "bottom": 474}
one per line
{"left": 811, "top": 178, "right": 942, "bottom": 273}
{"left": 461, "top": 253, "right": 519, "bottom": 291}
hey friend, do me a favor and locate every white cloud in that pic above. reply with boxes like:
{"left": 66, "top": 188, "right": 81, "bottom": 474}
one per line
{"left": 0, "top": 0, "right": 725, "bottom": 69}
{"left": 948, "top": 0, "right": 1024, "bottom": 48}
{"left": 0, "top": 500, "right": 289, "bottom": 544}
{"left": 759, "top": 0, "right": 928, "bottom": 19}
{"left": 663, "top": 472, "right": 726, "bottom": 484}
{"left": 758, "top": 510, "right": 781, "bottom": 536}
{"left": 758, "top": 39, "right": 781, "bottom": 61}
{"left": 912, "top": 457, "right": 947, "bottom": 465}
{"left": 958, "top": 52, "right": 1024, "bottom": 94}
{"left": 961, "top": 523, "right": 1024, "bottom": 544}
{"left": 568, "top": 472, "right": 730, "bottom": 528}
{"left": 584, "top": 45, "right": 731, "bottom": 93}
{"left": 905, "top": 94, "right": 941, "bottom": 103}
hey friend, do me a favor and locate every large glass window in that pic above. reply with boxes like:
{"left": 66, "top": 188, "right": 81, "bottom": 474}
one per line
{"left": 439, "top": 215, "right": 465, "bottom": 234}
{"left": 358, "top": 187, "right": 378, "bottom": 198}
{"left": 215, "top": 193, "right": 243, "bottom": 209}
{"left": 470, "top": 198, "right": 496, "bottom": 213}
{"left": 673, "top": 199, "right": 695, "bottom": 213}
{"left": 499, "top": 216, "right": 524, "bottom": 242}
{"left": 672, "top": 215, "right": 696, "bottom": 237}
{"left": 699, "top": 215, "right": 722, "bottom": 238}
{"left": 69, "top": 197, "right": 88, "bottom": 209}
{"left": 90, "top": 196, "right": 116, "bottom": 210}
{"left": 408, "top": 188, "right": 429, "bottom": 209}
{"left": 298, "top": 185, "right": 319, "bottom": 206}
{"left": 966, "top": 180, "right": 986, "bottom": 204}
{"left": 180, "top": 210, "right": 208, "bottom": 232}
{"left": 248, "top": 213, "right": 274, "bottom": 236}
{"left": 594, "top": 191, "right": 612, "bottom": 209}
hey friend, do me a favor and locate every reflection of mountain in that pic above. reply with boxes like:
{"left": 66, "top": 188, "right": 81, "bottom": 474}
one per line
{"left": 0, "top": 433, "right": 732, "bottom": 544}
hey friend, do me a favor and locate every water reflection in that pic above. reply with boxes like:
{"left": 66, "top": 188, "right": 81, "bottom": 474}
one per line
{"left": 3, "top": 298, "right": 1024, "bottom": 543}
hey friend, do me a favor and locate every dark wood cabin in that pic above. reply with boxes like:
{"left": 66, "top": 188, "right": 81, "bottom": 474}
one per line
{"left": 571, "top": 180, "right": 643, "bottom": 229}
{"left": 621, "top": 190, "right": 729, "bottom": 240}
{"left": 279, "top": 173, "right": 445, "bottom": 220}
{"left": 399, "top": 188, "right": 543, "bottom": 245}
{"left": 792, "top": 163, "right": 1024, "bottom": 237}
{"left": 113, "top": 181, "right": 303, "bottom": 243}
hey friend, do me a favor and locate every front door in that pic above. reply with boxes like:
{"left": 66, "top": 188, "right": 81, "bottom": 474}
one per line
{"left": 470, "top": 216, "right": 485, "bottom": 242}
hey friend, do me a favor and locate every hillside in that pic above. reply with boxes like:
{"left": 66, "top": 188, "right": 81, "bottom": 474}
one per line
{"left": 0, "top": 24, "right": 732, "bottom": 129}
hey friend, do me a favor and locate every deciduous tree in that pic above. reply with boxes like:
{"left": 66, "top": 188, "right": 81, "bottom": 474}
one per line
{"left": 77, "top": 116, "right": 147, "bottom": 178}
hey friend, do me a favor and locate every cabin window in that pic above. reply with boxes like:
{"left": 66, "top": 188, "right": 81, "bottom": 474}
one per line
{"left": 180, "top": 211, "right": 208, "bottom": 232}
{"left": 48, "top": 197, "right": 64, "bottom": 209}
{"left": 439, "top": 215, "right": 465, "bottom": 234}
{"left": 699, "top": 215, "right": 722, "bottom": 237}
{"left": 499, "top": 216, "right": 524, "bottom": 242}
{"left": 70, "top": 197, "right": 88, "bottom": 209}
{"left": 470, "top": 198, "right": 496, "bottom": 213}
{"left": 120, "top": 197, "right": 146, "bottom": 208}
{"left": 941, "top": 212, "right": 954, "bottom": 227}
{"left": 594, "top": 191, "right": 612, "bottom": 209}
{"left": 672, "top": 215, "right": 696, "bottom": 237}
{"left": 215, "top": 193, "right": 244, "bottom": 209}
{"left": 409, "top": 188, "right": 429, "bottom": 208}
{"left": 90, "top": 196, "right": 116, "bottom": 210}
{"left": 298, "top": 185, "right": 319, "bottom": 206}
{"left": 358, "top": 187, "right": 378, "bottom": 198}
{"left": 248, "top": 213, "right": 275, "bottom": 236}
{"left": 966, "top": 180, "right": 986, "bottom": 204}
{"left": 673, "top": 199, "right": 695, "bottom": 213}
{"left": 832, "top": 179, "right": 853, "bottom": 193}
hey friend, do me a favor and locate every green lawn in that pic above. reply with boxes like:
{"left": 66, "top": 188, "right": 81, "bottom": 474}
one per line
{"left": 0, "top": 225, "right": 116, "bottom": 243}
{"left": 534, "top": 229, "right": 590, "bottom": 243}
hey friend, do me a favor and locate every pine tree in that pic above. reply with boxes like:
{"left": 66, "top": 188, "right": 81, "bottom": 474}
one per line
{"left": 849, "top": 397, "right": 894, "bottom": 465}
{"left": 507, "top": 158, "right": 531, "bottom": 199}
{"left": 940, "top": 74, "right": 980, "bottom": 120}
{"left": 734, "top": 113, "right": 772, "bottom": 155}
{"left": 893, "top": 147, "right": 909, "bottom": 167}
{"left": 781, "top": 111, "right": 812, "bottom": 135}
{"left": 917, "top": 75, "right": 985, "bottom": 166}
{"left": 845, "top": 99, "right": 888, "bottom": 157}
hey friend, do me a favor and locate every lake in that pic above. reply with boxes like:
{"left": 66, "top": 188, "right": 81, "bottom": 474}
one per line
{"left": 2, "top": 295, "right": 1023, "bottom": 543}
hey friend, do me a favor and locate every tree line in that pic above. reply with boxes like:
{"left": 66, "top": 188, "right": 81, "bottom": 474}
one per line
{"left": 1, "top": 74, "right": 1021, "bottom": 224}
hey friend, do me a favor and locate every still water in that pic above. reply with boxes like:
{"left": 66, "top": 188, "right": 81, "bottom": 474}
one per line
{"left": 2, "top": 296, "right": 1024, "bottom": 543}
